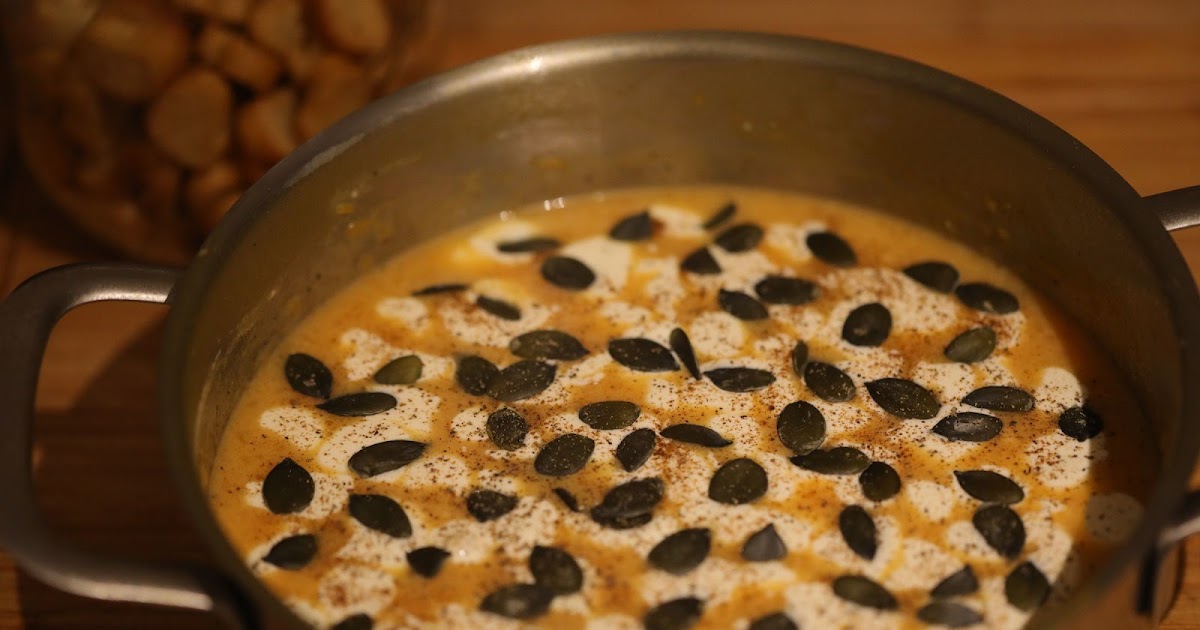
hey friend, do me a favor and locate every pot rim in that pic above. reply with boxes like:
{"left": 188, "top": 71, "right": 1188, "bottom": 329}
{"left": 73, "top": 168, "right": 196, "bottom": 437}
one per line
{"left": 159, "top": 30, "right": 1200, "bottom": 627}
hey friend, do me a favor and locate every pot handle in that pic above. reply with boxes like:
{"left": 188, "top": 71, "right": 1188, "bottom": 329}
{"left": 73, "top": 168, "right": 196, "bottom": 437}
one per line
{"left": 0, "top": 263, "right": 253, "bottom": 628}
{"left": 1146, "top": 185, "right": 1200, "bottom": 232}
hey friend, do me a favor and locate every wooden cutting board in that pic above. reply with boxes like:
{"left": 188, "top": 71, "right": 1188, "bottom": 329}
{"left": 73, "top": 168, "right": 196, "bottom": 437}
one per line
{"left": 1, "top": 1, "right": 1199, "bottom": 628}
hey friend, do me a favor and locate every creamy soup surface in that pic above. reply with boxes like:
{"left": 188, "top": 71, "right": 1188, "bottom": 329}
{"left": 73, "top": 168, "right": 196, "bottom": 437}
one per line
{"left": 209, "top": 187, "right": 1154, "bottom": 630}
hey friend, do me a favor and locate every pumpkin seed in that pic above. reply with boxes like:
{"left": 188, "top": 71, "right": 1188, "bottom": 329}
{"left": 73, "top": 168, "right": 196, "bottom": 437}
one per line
{"left": 610, "top": 210, "right": 654, "bottom": 241}
{"left": 755, "top": 275, "right": 819, "bottom": 305}
{"left": 412, "top": 283, "right": 467, "bottom": 296}
{"left": 742, "top": 523, "right": 787, "bottom": 562}
{"left": 317, "top": 392, "right": 397, "bottom": 417}
{"left": 456, "top": 355, "right": 498, "bottom": 395}
{"left": 839, "top": 505, "right": 877, "bottom": 560}
{"left": 616, "top": 428, "right": 657, "bottom": 472}
{"left": 706, "top": 367, "right": 776, "bottom": 392}
{"left": 373, "top": 355, "right": 423, "bottom": 385}
{"left": 541, "top": 256, "right": 596, "bottom": 290}
{"left": 1005, "top": 561, "right": 1050, "bottom": 611}
{"left": 944, "top": 328, "right": 997, "bottom": 364}
{"left": 284, "top": 353, "right": 332, "bottom": 399}
{"left": 348, "top": 440, "right": 427, "bottom": 478}
{"left": 933, "top": 412, "right": 1003, "bottom": 442}
{"left": 330, "top": 613, "right": 373, "bottom": 630}
{"left": 669, "top": 328, "right": 702, "bottom": 379}
{"left": 553, "top": 488, "right": 581, "bottom": 512}
{"left": 262, "top": 458, "right": 314, "bottom": 514}
{"left": 708, "top": 458, "right": 768, "bottom": 505}
{"left": 649, "top": 528, "right": 711, "bottom": 575}
{"left": 866, "top": 378, "right": 940, "bottom": 419}
{"left": 530, "top": 545, "right": 583, "bottom": 595}
{"left": 702, "top": 202, "right": 736, "bottom": 230}
{"left": 833, "top": 575, "right": 897, "bottom": 610}
{"left": 917, "top": 601, "right": 984, "bottom": 628}
{"left": 579, "top": 400, "right": 642, "bottom": 430}
{"left": 534, "top": 434, "right": 595, "bottom": 477}
{"left": 790, "top": 341, "right": 809, "bottom": 376}
{"left": 963, "top": 386, "right": 1034, "bottom": 412}
{"left": 777, "top": 401, "right": 825, "bottom": 454}
{"left": 476, "top": 295, "right": 521, "bottom": 320}
{"left": 497, "top": 236, "right": 560, "bottom": 253}
{"left": 661, "top": 424, "right": 732, "bottom": 447}
{"left": 406, "top": 546, "right": 450, "bottom": 578}
{"left": 486, "top": 408, "right": 528, "bottom": 450}
{"left": 956, "top": 282, "right": 1019, "bottom": 314}
{"left": 480, "top": 583, "right": 554, "bottom": 619}
{"left": 790, "top": 447, "right": 870, "bottom": 475}
{"left": 954, "top": 470, "right": 1024, "bottom": 504}
{"left": 1059, "top": 406, "right": 1104, "bottom": 441}
{"left": 348, "top": 494, "right": 411, "bottom": 538}
{"left": 510, "top": 330, "right": 588, "bottom": 360}
{"left": 859, "top": 461, "right": 901, "bottom": 501}
{"left": 803, "top": 362, "right": 856, "bottom": 402}
{"left": 644, "top": 597, "right": 704, "bottom": 630}
{"left": 807, "top": 232, "right": 857, "bottom": 267}
{"left": 262, "top": 534, "right": 316, "bottom": 570}
{"left": 973, "top": 504, "right": 1025, "bottom": 558}
{"left": 714, "top": 223, "right": 764, "bottom": 252}
{"left": 842, "top": 303, "right": 892, "bottom": 346}
{"left": 609, "top": 338, "right": 679, "bottom": 372}
{"left": 903, "top": 261, "right": 959, "bottom": 293}
{"left": 487, "top": 360, "right": 556, "bottom": 402}
{"left": 590, "top": 477, "right": 664, "bottom": 529}
{"left": 931, "top": 565, "right": 979, "bottom": 598}
{"left": 467, "top": 489, "right": 519, "bottom": 522}
{"left": 718, "top": 289, "right": 769, "bottom": 320}
{"left": 681, "top": 246, "right": 722, "bottom": 274}
{"left": 748, "top": 612, "right": 797, "bottom": 630}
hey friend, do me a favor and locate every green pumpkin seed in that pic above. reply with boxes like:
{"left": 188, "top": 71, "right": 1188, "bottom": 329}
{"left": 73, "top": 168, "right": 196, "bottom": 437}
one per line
{"left": 590, "top": 477, "right": 664, "bottom": 529}
{"left": 648, "top": 528, "right": 711, "bottom": 575}
{"left": 714, "top": 223, "right": 764, "bottom": 252}
{"left": 803, "top": 362, "right": 856, "bottom": 402}
{"left": 530, "top": 545, "right": 583, "bottom": 594}
{"left": 777, "top": 401, "right": 825, "bottom": 454}
{"left": 702, "top": 202, "right": 736, "bottom": 230}
{"left": 807, "top": 232, "right": 857, "bottom": 267}
{"left": 407, "top": 546, "right": 450, "bottom": 578}
{"left": 718, "top": 289, "right": 769, "bottom": 320}
{"left": 534, "top": 434, "right": 595, "bottom": 477}
{"left": 284, "top": 353, "right": 332, "bottom": 399}
{"left": 748, "top": 612, "right": 797, "bottom": 630}
{"left": 755, "top": 275, "right": 818, "bottom": 305}
{"left": 669, "top": 328, "right": 702, "bottom": 379}
{"left": 933, "top": 413, "right": 1003, "bottom": 442}
{"left": 330, "top": 613, "right": 373, "bottom": 630}
{"left": 497, "top": 236, "right": 560, "bottom": 253}
{"left": 833, "top": 575, "right": 896, "bottom": 610}
{"left": 842, "top": 303, "right": 892, "bottom": 347}
{"left": 944, "top": 328, "right": 997, "bottom": 364}
{"left": 790, "top": 341, "right": 809, "bottom": 376}
{"left": 708, "top": 458, "right": 768, "bottom": 505}
{"left": 661, "top": 424, "right": 732, "bottom": 447}
{"left": 610, "top": 210, "right": 654, "bottom": 241}
{"left": 480, "top": 583, "right": 554, "bottom": 619}
{"left": 510, "top": 330, "right": 588, "bottom": 360}
{"left": 954, "top": 470, "right": 1024, "bottom": 504}
{"left": 706, "top": 367, "right": 776, "bottom": 392}
{"left": 579, "top": 400, "right": 642, "bottom": 430}
{"left": 476, "top": 295, "right": 521, "bottom": 320}
{"left": 839, "top": 505, "right": 877, "bottom": 560}
{"left": 317, "top": 392, "right": 397, "bottom": 417}
{"left": 644, "top": 597, "right": 704, "bottom": 630}
{"left": 412, "top": 283, "right": 467, "bottom": 296}
{"left": 374, "top": 355, "right": 423, "bottom": 385}
{"left": 1005, "top": 561, "right": 1050, "bottom": 611}
{"left": 917, "top": 601, "right": 983, "bottom": 628}
{"left": 467, "top": 489, "right": 519, "bottom": 522}
{"left": 681, "top": 246, "right": 722, "bottom": 274}
{"left": 262, "top": 458, "right": 314, "bottom": 514}
{"left": 742, "top": 523, "right": 787, "bottom": 562}
{"left": 348, "top": 494, "right": 411, "bottom": 538}
{"left": 541, "top": 256, "right": 596, "bottom": 290}
{"left": 931, "top": 565, "right": 979, "bottom": 598}
{"left": 956, "top": 282, "right": 1019, "bottom": 314}
{"left": 963, "top": 386, "right": 1034, "bottom": 412}
{"left": 616, "top": 428, "right": 657, "bottom": 472}
{"left": 456, "top": 355, "right": 498, "bottom": 395}
{"left": 858, "top": 461, "right": 901, "bottom": 501}
{"left": 790, "top": 447, "right": 870, "bottom": 475}
{"left": 553, "top": 488, "right": 581, "bottom": 512}
{"left": 348, "top": 440, "right": 427, "bottom": 478}
{"left": 609, "top": 338, "right": 679, "bottom": 372}
{"left": 973, "top": 504, "right": 1025, "bottom": 558}
{"left": 262, "top": 534, "right": 317, "bottom": 570}
{"left": 903, "top": 261, "right": 959, "bottom": 293}
{"left": 1059, "top": 406, "right": 1104, "bottom": 441}
{"left": 486, "top": 408, "right": 528, "bottom": 450}
{"left": 866, "top": 378, "right": 940, "bottom": 419}
{"left": 487, "top": 360, "right": 556, "bottom": 402}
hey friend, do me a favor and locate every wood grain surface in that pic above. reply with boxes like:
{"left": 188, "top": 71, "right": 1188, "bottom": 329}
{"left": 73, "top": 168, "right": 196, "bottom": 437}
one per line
{"left": 1, "top": 1, "right": 1198, "bottom": 628}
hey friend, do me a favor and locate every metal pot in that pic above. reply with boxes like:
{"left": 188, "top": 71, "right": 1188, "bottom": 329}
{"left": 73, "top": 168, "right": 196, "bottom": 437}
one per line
{"left": 2, "top": 31, "right": 1200, "bottom": 629}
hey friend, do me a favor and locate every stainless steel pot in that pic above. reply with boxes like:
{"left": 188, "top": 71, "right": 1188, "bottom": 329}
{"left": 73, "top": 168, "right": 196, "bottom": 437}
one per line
{"left": 3, "top": 31, "right": 1200, "bottom": 629}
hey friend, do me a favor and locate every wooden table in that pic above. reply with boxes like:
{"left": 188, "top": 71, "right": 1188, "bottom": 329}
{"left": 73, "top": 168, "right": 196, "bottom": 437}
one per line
{"left": 1, "top": 1, "right": 1198, "bottom": 627}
